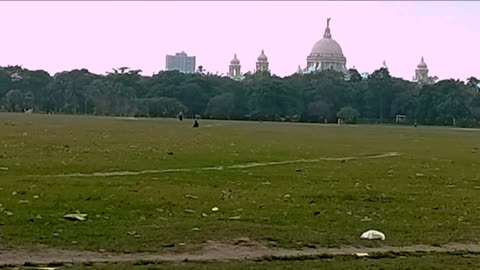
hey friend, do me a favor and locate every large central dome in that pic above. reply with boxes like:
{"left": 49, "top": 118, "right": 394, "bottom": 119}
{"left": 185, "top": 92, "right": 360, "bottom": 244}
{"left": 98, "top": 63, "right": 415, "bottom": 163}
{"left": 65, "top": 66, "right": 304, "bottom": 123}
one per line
{"left": 311, "top": 38, "right": 344, "bottom": 56}
{"left": 306, "top": 18, "right": 347, "bottom": 73}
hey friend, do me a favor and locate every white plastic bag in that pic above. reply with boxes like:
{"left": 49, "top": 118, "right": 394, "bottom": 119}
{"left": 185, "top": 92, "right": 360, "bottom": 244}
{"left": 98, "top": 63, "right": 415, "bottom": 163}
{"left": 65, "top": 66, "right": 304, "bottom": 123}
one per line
{"left": 360, "top": 230, "right": 385, "bottom": 240}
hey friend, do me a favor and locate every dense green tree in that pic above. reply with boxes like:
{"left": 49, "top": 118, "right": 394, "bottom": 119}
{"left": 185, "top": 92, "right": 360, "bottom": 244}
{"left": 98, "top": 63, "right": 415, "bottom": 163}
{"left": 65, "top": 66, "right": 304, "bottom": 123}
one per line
{"left": 6, "top": 89, "right": 24, "bottom": 112}
{"left": 0, "top": 64, "right": 478, "bottom": 127}
{"left": 305, "top": 100, "right": 332, "bottom": 122}
{"left": 337, "top": 106, "right": 360, "bottom": 123}
{"left": 137, "top": 97, "right": 186, "bottom": 117}
{"left": 417, "top": 80, "right": 474, "bottom": 125}
{"left": 205, "top": 93, "right": 235, "bottom": 119}
{"left": 467, "top": 77, "right": 479, "bottom": 92}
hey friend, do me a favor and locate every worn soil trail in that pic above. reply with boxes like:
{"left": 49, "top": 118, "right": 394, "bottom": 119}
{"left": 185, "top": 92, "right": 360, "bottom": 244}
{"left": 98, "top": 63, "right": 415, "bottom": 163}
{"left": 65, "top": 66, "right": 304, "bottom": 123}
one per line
{"left": 27, "top": 152, "right": 401, "bottom": 178}
{"left": 2, "top": 241, "right": 480, "bottom": 266}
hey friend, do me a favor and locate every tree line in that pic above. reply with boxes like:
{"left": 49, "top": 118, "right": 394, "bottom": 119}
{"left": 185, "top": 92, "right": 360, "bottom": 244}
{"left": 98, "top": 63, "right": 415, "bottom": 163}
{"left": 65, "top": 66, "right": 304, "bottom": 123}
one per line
{"left": 1, "top": 65, "right": 479, "bottom": 127}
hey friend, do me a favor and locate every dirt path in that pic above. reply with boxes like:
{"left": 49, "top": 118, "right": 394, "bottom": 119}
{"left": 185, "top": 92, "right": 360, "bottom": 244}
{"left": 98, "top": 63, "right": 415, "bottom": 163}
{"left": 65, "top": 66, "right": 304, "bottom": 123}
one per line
{"left": 2, "top": 241, "right": 480, "bottom": 266}
{"left": 27, "top": 152, "right": 401, "bottom": 178}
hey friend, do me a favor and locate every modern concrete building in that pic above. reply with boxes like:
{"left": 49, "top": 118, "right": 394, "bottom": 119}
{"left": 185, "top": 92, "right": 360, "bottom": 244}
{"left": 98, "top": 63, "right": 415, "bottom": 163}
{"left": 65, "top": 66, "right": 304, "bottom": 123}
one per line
{"left": 165, "top": 51, "right": 196, "bottom": 73}
{"left": 305, "top": 18, "right": 347, "bottom": 73}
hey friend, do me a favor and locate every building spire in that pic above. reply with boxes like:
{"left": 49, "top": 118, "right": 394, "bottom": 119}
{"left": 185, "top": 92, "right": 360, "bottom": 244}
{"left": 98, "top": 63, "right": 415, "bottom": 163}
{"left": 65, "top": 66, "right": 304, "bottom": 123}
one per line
{"left": 324, "top": 17, "right": 332, "bottom": 39}
{"left": 417, "top": 56, "right": 427, "bottom": 68}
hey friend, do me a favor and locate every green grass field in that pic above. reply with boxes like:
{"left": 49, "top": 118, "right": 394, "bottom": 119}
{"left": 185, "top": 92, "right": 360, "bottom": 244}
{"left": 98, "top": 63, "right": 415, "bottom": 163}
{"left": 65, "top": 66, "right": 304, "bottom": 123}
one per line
{"left": 1, "top": 113, "right": 480, "bottom": 268}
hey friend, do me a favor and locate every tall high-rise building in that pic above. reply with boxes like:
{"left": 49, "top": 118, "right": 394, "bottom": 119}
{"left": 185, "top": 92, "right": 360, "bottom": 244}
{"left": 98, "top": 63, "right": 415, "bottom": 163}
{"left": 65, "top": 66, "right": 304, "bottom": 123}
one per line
{"left": 165, "top": 51, "right": 196, "bottom": 73}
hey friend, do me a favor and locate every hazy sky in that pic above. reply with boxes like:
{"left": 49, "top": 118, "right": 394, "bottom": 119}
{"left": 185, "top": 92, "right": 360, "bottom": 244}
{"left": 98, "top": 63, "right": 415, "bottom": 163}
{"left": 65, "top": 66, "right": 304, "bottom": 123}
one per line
{"left": 0, "top": 1, "right": 478, "bottom": 80}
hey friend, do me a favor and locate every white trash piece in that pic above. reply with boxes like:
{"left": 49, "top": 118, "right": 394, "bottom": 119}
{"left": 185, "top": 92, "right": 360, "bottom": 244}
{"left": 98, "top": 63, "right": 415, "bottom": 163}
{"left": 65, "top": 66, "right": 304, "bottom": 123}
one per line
{"left": 361, "top": 230, "right": 385, "bottom": 240}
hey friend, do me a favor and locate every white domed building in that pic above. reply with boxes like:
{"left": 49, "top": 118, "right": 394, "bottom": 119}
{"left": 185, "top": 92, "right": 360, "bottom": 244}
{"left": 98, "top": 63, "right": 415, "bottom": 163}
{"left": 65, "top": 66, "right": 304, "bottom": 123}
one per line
{"left": 228, "top": 53, "right": 244, "bottom": 80}
{"left": 256, "top": 49, "right": 269, "bottom": 72}
{"left": 413, "top": 57, "right": 438, "bottom": 85}
{"left": 304, "top": 18, "right": 347, "bottom": 73}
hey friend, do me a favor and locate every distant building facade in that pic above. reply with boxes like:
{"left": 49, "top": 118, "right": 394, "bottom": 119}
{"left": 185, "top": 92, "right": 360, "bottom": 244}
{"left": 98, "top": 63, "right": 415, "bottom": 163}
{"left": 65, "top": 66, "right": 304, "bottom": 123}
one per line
{"left": 228, "top": 53, "right": 244, "bottom": 80}
{"left": 256, "top": 50, "right": 269, "bottom": 72}
{"left": 220, "top": 18, "right": 443, "bottom": 83}
{"left": 305, "top": 18, "right": 347, "bottom": 74}
{"left": 166, "top": 51, "right": 196, "bottom": 73}
{"left": 413, "top": 57, "right": 437, "bottom": 85}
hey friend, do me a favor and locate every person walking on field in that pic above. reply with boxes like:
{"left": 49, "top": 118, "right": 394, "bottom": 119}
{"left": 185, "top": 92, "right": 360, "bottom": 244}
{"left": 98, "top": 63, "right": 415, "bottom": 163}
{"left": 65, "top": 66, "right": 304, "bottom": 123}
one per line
{"left": 178, "top": 111, "right": 183, "bottom": 121}
{"left": 193, "top": 119, "right": 199, "bottom": 128}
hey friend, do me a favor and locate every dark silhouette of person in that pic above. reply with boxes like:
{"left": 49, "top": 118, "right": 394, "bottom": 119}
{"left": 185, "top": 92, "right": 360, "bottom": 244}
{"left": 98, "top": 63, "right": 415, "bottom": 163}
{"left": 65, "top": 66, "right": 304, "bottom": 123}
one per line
{"left": 193, "top": 120, "right": 199, "bottom": 128}
{"left": 178, "top": 112, "right": 183, "bottom": 121}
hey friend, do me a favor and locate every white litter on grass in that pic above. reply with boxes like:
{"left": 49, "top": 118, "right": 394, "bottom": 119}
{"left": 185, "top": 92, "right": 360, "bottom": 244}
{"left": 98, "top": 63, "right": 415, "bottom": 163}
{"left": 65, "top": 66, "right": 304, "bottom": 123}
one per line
{"left": 29, "top": 152, "right": 401, "bottom": 178}
{"left": 63, "top": 213, "right": 88, "bottom": 221}
{"left": 361, "top": 230, "right": 386, "bottom": 240}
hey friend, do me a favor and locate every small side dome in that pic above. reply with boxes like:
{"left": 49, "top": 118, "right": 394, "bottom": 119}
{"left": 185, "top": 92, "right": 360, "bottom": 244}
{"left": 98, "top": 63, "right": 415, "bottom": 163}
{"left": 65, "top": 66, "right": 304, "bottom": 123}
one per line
{"left": 231, "top": 53, "right": 240, "bottom": 65}
{"left": 417, "top": 57, "right": 428, "bottom": 69}
{"left": 257, "top": 49, "right": 268, "bottom": 61}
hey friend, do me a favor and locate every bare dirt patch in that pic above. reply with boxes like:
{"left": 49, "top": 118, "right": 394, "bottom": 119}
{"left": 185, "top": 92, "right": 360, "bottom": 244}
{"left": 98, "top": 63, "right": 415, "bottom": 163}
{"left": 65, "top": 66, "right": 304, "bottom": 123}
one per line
{"left": 1, "top": 240, "right": 480, "bottom": 266}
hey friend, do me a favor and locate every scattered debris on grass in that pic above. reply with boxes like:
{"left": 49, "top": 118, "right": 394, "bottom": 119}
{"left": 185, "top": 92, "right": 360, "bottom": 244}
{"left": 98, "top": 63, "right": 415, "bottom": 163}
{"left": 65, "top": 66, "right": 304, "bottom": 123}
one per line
{"left": 184, "top": 194, "right": 199, "bottom": 200}
{"left": 221, "top": 190, "right": 233, "bottom": 200}
{"left": 211, "top": 207, "right": 219, "bottom": 212}
{"left": 360, "top": 216, "right": 372, "bottom": 222}
{"left": 0, "top": 167, "right": 8, "bottom": 171}
{"left": 233, "top": 237, "right": 251, "bottom": 245}
{"left": 361, "top": 230, "right": 386, "bottom": 240}
{"left": 63, "top": 213, "right": 88, "bottom": 221}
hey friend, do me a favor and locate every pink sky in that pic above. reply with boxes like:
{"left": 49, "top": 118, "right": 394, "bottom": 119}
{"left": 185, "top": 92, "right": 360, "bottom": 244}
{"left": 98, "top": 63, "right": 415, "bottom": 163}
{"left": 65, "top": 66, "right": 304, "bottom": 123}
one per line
{"left": 0, "top": 1, "right": 478, "bottom": 81}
